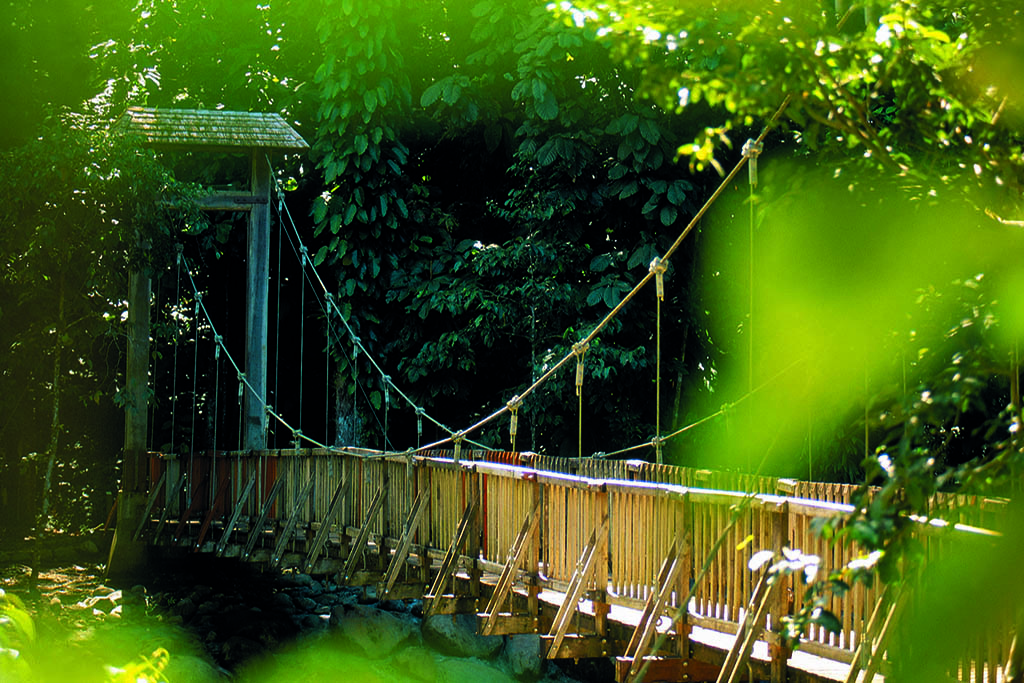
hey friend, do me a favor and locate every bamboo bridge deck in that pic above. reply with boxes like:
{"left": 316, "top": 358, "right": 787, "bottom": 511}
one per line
{"left": 132, "top": 449, "right": 1010, "bottom": 683}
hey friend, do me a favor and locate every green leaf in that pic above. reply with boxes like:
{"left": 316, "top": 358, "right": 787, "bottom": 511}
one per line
{"left": 639, "top": 119, "right": 661, "bottom": 145}
{"left": 313, "top": 195, "right": 328, "bottom": 224}
{"left": 811, "top": 609, "right": 843, "bottom": 635}
{"left": 660, "top": 205, "right": 677, "bottom": 226}
{"left": 344, "top": 203, "right": 358, "bottom": 225}
{"left": 354, "top": 134, "right": 369, "bottom": 155}
{"left": 590, "top": 254, "right": 612, "bottom": 272}
{"left": 534, "top": 90, "right": 558, "bottom": 121}
{"left": 314, "top": 246, "right": 328, "bottom": 267}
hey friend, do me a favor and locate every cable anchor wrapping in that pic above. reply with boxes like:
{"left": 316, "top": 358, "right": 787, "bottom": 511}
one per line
{"left": 572, "top": 341, "right": 589, "bottom": 396}
{"left": 649, "top": 257, "right": 667, "bottom": 301}
{"left": 742, "top": 138, "right": 763, "bottom": 188}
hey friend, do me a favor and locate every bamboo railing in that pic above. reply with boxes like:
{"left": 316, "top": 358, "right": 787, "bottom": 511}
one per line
{"left": 142, "top": 449, "right": 1008, "bottom": 682}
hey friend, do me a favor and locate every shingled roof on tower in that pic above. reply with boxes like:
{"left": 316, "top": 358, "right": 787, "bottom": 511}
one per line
{"left": 117, "top": 107, "right": 308, "bottom": 150}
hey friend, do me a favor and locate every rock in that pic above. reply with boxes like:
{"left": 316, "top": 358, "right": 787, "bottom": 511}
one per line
{"left": 294, "top": 613, "right": 328, "bottom": 630}
{"left": 197, "top": 600, "right": 220, "bottom": 616}
{"left": 333, "top": 604, "right": 417, "bottom": 658}
{"left": 294, "top": 596, "right": 318, "bottom": 612}
{"left": 172, "top": 597, "right": 197, "bottom": 620}
{"left": 269, "top": 591, "right": 295, "bottom": 612}
{"left": 434, "top": 656, "right": 517, "bottom": 683}
{"left": 79, "top": 540, "right": 100, "bottom": 555}
{"left": 163, "top": 654, "right": 226, "bottom": 682}
{"left": 504, "top": 634, "right": 543, "bottom": 679}
{"left": 409, "top": 599, "right": 424, "bottom": 618}
{"left": 378, "top": 599, "right": 407, "bottom": 613}
{"left": 191, "top": 585, "right": 214, "bottom": 601}
{"left": 358, "top": 587, "right": 378, "bottom": 604}
{"left": 391, "top": 645, "right": 440, "bottom": 681}
{"left": 221, "top": 635, "right": 264, "bottom": 668}
{"left": 423, "top": 614, "right": 503, "bottom": 659}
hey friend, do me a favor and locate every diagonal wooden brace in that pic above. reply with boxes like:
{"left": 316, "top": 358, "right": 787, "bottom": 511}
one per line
{"left": 303, "top": 474, "right": 352, "bottom": 572}
{"left": 242, "top": 473, "right": 287, "bottom": 561}
{"left": 271, "top": 474, "right": 317, "bottom": 568}
{"left": 342, "top": 482, "right": 387, "bottom": 583}
{"left": 844, "top": 583, "right": 909, "bottom": 683}
{"left": 425, "top": 493, "right": 479, "bottom": 618}
{"left": 133, "top": 469, "right": 168, "bottom": 542}
{"left": 546, "top": 512, "right": 611, "bottom": 658}
{"left": 716, "top": 569, "right": 779, "bottom": 683}
{"left": 380, "top": 489, "right": 431, "bottom": 596}
{"left": 151, "top": 472, "right": 186, "bottom": 544}
{"left": 215, "top": 470, "right": 258, "bottom": 557}
{"left": 172, "top": 470, "right": 210, "bottom": 544}
{"left": 193, "top": 471, "right": 233, "bottom": 551}
{"left": 480, "top": 497, "right": 542, "bottom": 636}
{"left": 626, "top": 532, "right": 686, "bottom": 679}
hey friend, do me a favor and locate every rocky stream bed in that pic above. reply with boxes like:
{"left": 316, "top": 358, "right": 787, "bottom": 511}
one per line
{"left": 0, "top": 533, "right": 610, "bottom": 682}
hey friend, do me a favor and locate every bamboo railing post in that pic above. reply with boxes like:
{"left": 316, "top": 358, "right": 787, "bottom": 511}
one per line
{"left": 593, "top": 486, "right": 610, "bottom": 638}
{"left": 528, "top": 476, "right": 542, "bottom": 620}
{"left": 676, "top": 492, "right": 693, "bottom": 659}
{"left": 468, "top": 467, "right": 483, "bottom": 605}
{"left": 770, "top": 500, "right": 791, "bottom": 683}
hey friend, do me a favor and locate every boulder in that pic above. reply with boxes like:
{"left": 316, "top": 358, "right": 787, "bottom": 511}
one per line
{"left": 434, "top": 656, "right": 517, "bottom": 683}
{"left": 422, "top": 614, "right": 503, "bottom": 659}
{"left": 390, "top": 645, "right": 440, "bottom": 681}
{"left": 504, "top": 634, "right": 543, "bottom": 679}
{"left": 333, "top": 604, "right": 418, "bottom": 659}
{"left": 163, "top": 654, "right": 226, "bottom": 682}
{"left": 220, "top": 635, "right": 263, "bottom": 669}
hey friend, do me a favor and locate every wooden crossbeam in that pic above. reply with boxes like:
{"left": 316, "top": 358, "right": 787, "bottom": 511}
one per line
{"left": 193, "top": 471, "right": 232, "bottom": 551}
{"left": 844, "top": 584, "right": 908, "bottom": 683}
{"left": 625, "top": 533, "right": 686, "bottom": 681}
{"left": 716, "top": 569, "right": 779, "bottom": 683}
{"left": 303, "top": 474, "right": 352, "bottom": 573}
{"left": 342, "top": 482, "right": 387, "bottom": 583}
{"left": 242, "top": 473, "right": 287, "bottom": 561}
{"left": 151, "top": 472, "right": 186, "bottom": 544}
{"left": 215, "top": 470, "right": 258, "bottom": 557}
{"left": 480, "top": 497, "right": 542, "bottom": 636}
{"left": 545, "top": 512, "right": 611, "bottom": 658}
{"left": 425, "top": 493, "right": 479, "bottom": 618}
{"left": 380, "top": 489, "right": 431, "bottom": 596}
{"left": 271, "top": 475, "right": 317, "bottom": 569}
{"left": 133, "top": 469, "right": 168, "bottom": 542}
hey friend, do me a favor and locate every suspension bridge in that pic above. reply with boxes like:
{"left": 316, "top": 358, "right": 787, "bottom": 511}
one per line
{"left": 110, "top": 107, "right": 1013, "bottom": 682}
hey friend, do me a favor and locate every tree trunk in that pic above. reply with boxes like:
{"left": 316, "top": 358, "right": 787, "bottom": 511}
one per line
{"left": 39, "top": 273, "right": 65, "bottom": 529}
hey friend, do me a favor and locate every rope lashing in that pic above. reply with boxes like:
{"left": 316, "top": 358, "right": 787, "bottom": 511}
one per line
{"left": 742, "top": 138, "right": 764, "bottom": 188}
{"left": 292, "top": 429, "right": 303, "bottom": 451}
{"left": 572, "top": 341, "right": 589, "bottom": 396}
{"left": 507, "top": 396, "right": 522, "bottom": 451}
{"left": 452, "top": 430, "right": 465, "bottom": 464}
{"left": 214, "top": 334, "right": 223, "bottom": 361}
{"left": 237, "top": 371, "right": 246, "bottom": 402}
{"left": 649, "top": 257, "right": 667, "bottom": 301}
{"left": 572, "top": 341, "right": 589, "bottom": 460}
{"left": 651, "top": 435, "right": 665, "bottom": 465}
{"left": 415, "top": 405, "right": 425, "bottom": 448}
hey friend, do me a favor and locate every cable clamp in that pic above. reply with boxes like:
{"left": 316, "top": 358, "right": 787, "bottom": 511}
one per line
{"left": 299, "top": 244, "right": 309, "bottom": 266}
{"left": 195, "top": 292, "right": 203, "bottom": 303}
{"left": 649, "top": 257, "right": 667, "bottom": 300}
{"left": 414, "top": 405, "right": 425, "bottom": 416}
{"left": 742, "top": 138, "right": 763, "bottom": 188}
{"left": 292, "top": 430, "right": 303, "bottom": 450}
{"left": 572, "top": 342, "right": 588, "bottom": 392}
{"left": 506, "top": 395, "right": 522, "bottom": 411}
{"left": 452, "top": 430, "right": 464, "bottom": 463}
